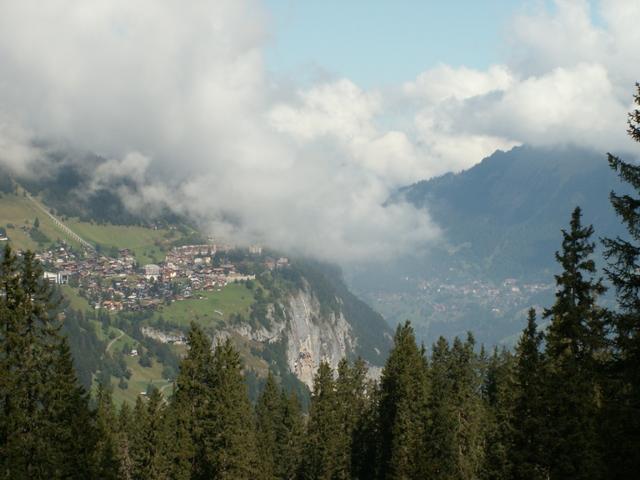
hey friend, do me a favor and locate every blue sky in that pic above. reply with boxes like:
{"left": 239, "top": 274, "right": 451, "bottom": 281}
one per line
{"left": 264, "top": 1, "right": 527, "bottom": 87}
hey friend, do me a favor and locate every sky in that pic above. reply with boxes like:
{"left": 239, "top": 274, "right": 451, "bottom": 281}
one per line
{"left": 0, "top": 0, "right": 638, "bottom": 263}
{"left": 264, "top": 0, "right": 524, "bottom": 87}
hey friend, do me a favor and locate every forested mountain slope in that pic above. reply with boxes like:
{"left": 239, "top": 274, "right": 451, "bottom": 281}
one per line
{"left": 349, "top": 145, "right": 635, "bottom": 345}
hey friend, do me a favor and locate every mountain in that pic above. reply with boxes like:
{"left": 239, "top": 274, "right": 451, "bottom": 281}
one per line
{"left": 348, "top": 145, "right": 633, "bottom": 346}
{"left": 0, "top": 171, "right": 392, "bottom": 402}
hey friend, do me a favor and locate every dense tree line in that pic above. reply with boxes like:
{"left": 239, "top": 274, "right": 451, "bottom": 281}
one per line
{"left": 2, "top": 84, "right": 640, "bottom": 478}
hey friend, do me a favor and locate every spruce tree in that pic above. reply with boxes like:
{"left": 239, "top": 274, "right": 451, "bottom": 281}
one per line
{"left": 543, "top": 207, "right": 605, "bottom": 479}
{"left": 170, "top": 322, "right": 212, "bottom": 478}
{"left": 45, "top": 338, "right": 98, "bottom": 478}
{"left": 256, "top": 373, "right": 282, "bottom": 480}
{"left": 425, "top": 335, "right": 486, "bottom": 480}
{"left": 0, "top": 245, "right": 96, "bottom": 479}
{"left": 117, "top": 402, "right": 136, "bottom": 480}
{"left": 129, "top": 389, "right": 171, "bottom": 479}
{"left": 203, "top": 338, "right": 258, "bottom": 479}
{"left": 351, "top": 380, "right": 380, "bottom": 480}
{"left": 256, "top": 373, "right": 304, "bottom": 480}
{"left": 299, "top": 361, "right": 340, "bottom": 480}
{"left": 481, "top": 347, "right": 515, "bottom": 480}
{"left": 279, "top": 389, "right": 303, "bottom": 480}
{"left": 93, "top": 384, "right": 121, "bottom": 479}
{"left": 377, "top": 321, "right": 429, "bottom": 480}
{"left": 510, "top": 309, "right": 547, "bottom": 480}
{"left": 334, "top": 358, "right": 368, "bottom": 480}
{"left": 602, "top": 81, "right": 640, "bottom": 478}
{"left": 424, "top": 337, "right": 457, "bottom": 479}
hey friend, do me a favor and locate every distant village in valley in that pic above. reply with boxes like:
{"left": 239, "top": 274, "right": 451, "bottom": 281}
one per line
{"left": 35, "top": 241, "right": 289, "bottom": 312}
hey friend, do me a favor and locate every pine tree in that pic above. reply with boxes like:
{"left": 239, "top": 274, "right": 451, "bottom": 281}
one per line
{"left": 510, "top": 309, "right": 547, "bottom": 480}
{"left": 164, "top": 393, "right": 195, "bottom": 480}
{"left": 424, "top": 336, "right": 457, "bottom": 479}
{"left": 144, "top": 388, "right": 171, "bottom": 479}
{"left": 334, "top": 358, "right": 368, "bottom": 480}
{"left": 0, "top": 245, "right": 96, "bottom": 478}
{"left": 279, "top": 389, "right": 304, "bottom": 479}
{"left": 351, "top": 380, "right": 380, "bottom": 480}
{"left": 170, "top": 322, "right": 212, "bottom": 478}
{"left": 256, "top": 373, "right": 282, "bottom": 480}
{"left": 377, "top": 321, "right": 429, "bottom": 479}
{"left": 203, "top": 338, "right": 258, "bottom": 479}
{"left": 299, "top": 361, "right": 340, "bottom": 480}
{"left": 602, "top": 81, "right": 640, "bottom": 478}
{"left": 117, "top": 402, "right": 136, "bottom": 480}
{"left": 481, "top": 347, "right": 515, "bottom": 480}
{"left": 93, "top": 384, "right": 121, "bottom": 479}
{"left": 256, "top": 373, "right": 304, "bottom": 479}
{"left": 45, "top": 338, "right": 98, "bottom": 478}
{"left": 543, "top": 207, "right": 605, "bottom": 479}
{"left": 129, "top": 389, "right": 171, "bottom": 479}
{"left": 425, "top": 335, "right": 486, "bottom": 480}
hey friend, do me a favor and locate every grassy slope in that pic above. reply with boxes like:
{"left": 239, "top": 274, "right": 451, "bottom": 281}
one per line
{"left": 150, "top": 283, "right": 255, "bottom": 328}
{"left": 0, "top": 193, "right": 180, "bottom": 264}
{"left": 110, "top": 357, "right": 173, "bottom": 405}
{"left": 0, "top": 193, "right": 82, "bottom": 250}
{"left": 65, "top": 220, "right": 180, "bottom": 264}
{"left": 60, "top": 281, "right": 257, "bottom": 405}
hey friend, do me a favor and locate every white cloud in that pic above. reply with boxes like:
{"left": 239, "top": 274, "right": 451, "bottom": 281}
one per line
{"left": 406, "top": 0, "right": 638, "bottom": 165}
{"left": 0, "top": 118, "right": 40, "bottom": 177}
{"left": 403, "top": 64, "right": 514, "bottom": 103}
{"left": 0, "top": 0, "right": 636, "bottom": 263}
{"left": 0, "top": 0, "right": 440, "bottom": 263}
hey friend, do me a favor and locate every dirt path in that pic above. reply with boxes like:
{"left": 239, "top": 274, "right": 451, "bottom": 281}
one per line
{"left": 105, "top": 330, "right": 125, "bottom": 354}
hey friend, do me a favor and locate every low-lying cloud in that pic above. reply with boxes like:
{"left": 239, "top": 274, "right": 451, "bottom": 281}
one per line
{"left": 0, "top": 0, "right": 637, "bottom": 263}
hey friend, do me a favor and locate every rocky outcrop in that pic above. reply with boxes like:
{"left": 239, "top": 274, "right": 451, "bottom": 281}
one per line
{"left": 147, "top": 285, "right": 381, "bottom": 389}
{"left": 285, "top": 290, "right": 355, "bottom": 387}
{"left": 212, "top": 288, "right": 360, "bottom": 388}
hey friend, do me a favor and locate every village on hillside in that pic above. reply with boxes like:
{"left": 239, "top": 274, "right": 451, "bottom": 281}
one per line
{"left": 34, "top": 242, "right": 289, "bottom": 312}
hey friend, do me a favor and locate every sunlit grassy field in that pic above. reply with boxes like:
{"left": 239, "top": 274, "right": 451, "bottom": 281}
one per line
{"left": 151, "top": 283, "right": 256, "bottom": 328}
{"left": 65, "top": 220, "right": 181, "bottom": 264}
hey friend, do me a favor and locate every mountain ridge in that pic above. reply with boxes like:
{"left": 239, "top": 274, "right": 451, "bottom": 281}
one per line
{"left": 348, "top": 144, "right": 634, "bottom": 346}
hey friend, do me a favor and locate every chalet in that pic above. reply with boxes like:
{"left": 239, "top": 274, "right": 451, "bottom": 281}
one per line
{"left": 144, "top": 264, "right": 161, "bottom": 280}
{"left": 43, "top": 271, "right": 58, "bottom": 283}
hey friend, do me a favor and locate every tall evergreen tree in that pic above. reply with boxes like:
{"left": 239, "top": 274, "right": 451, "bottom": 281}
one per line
{"left": 256, "top": 373, "right": 304, "bottom": 480}
{"left": 510, "top": 309, "right": 547, "bottom": 480}
{"left": 602, "top": 81, "right": 640, "bottom": 478}
{"left": 377, "top": 321, "right": 429, "bottom": 480}
{"left": 46, "top": 338, "right": 98, "bottom": 478}
{"left": 93, "top": 384, "right": 121, "bottom": 480}
{"left": 117, "top": 402, "right": 136, "bottom": 480}
{"left": 0, "top": 245, "right": 95, "bottom": 479}
{"left": 481, "top": 347, "right": 515, "bottom": 480}
{"left": 542, "top": 207, "right": 606, "bottom": 479}
{"left": 334, "top": 358, "right": 368, "bottom": 480}
{"left": 203, "top": 338, "right": 258, "bottom": 479}
{"left": 351, "top": 380, "right": 380, "bottom": 480}
{"left": 170, "top": 322, "right": 212, "bottom": 478}
{"left": 299, "top": 361, "right": 340, "bottom": 480}
{"left": 256, "top": 373, "right": 282, "bottom": 480}
{"left": 278, "top": 389, "right": 304, "bottom": 480}
{"left": 425, "top": 335, "right": 486, "bottom": 480}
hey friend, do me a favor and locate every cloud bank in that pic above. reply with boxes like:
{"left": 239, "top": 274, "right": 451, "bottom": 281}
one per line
{"left": 0, "top": 0, "right": 637, "bottom": 262}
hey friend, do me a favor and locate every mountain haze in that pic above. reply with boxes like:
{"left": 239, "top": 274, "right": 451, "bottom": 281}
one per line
{"left": 349, "top": 145, "right": 633, "bottom": 345}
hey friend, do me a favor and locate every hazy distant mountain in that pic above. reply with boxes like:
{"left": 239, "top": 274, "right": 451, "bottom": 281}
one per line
{"left": 348, "top": 145, "right": 633, "bottom": 346}
{"left": 402, "top": 145, "right": 629, "bottom": 279}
